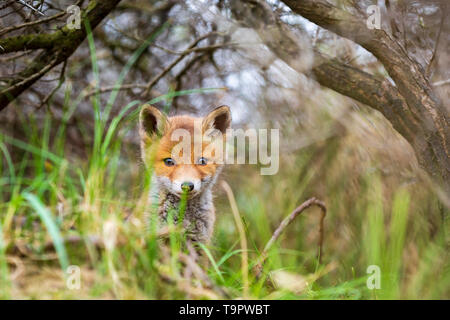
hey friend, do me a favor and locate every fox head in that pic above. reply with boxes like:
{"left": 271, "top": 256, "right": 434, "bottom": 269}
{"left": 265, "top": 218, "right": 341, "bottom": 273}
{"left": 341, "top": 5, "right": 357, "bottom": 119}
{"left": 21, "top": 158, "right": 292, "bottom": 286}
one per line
{"left": 139, "top": 104, "right": 231, "bottom": 198}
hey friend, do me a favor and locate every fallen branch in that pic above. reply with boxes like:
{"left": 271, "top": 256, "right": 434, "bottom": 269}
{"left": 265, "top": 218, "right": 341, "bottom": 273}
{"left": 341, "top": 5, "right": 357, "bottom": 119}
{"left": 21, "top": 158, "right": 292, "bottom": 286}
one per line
{"left": 253, "top": 197, "right": 327, "bottom": 278}
{"left": 221, "top": 180, "right": 249, "bottom": 298}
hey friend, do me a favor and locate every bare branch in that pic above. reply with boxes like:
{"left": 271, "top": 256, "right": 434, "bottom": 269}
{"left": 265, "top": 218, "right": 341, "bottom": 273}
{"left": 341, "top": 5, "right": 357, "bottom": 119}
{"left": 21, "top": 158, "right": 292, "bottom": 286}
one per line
{"left": 253, "top": 197, "right": 326, "bottom": 278}
{"left": 141, "top": 32, "right": 223, "bottom": 97}
{"left": 311, "top": 53, "right": 419, "bottom": 144}
{"left": 0, "top": 0, "right": 123, "bottom": 110}
{"left": 84, "top": 83, "right": 148, "bottom": 97}
{"left": 37, "top": 59, "right": 67, "bottom": 109}
{"left": 426, "top": 3, "right": 445, "bottom": 78}
{"left": 16, "top": 0, "right": 45, "bottom": 16}
{"left": 0, "top": 10, "right": 66, "bottom": 37}
{"left": 433, "top": 79, "right": 450, "bottom": 87}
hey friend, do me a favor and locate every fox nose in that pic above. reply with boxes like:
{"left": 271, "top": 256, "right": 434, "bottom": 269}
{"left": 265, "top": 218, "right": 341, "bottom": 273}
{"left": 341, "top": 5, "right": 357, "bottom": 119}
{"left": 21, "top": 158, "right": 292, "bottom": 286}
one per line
{"left": 181, "top": 181, "right": 195, "bottom": 192}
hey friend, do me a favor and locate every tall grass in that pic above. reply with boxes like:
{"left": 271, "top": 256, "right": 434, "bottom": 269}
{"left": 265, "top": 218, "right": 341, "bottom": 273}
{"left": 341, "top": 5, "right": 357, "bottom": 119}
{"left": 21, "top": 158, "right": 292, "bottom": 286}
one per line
{"left": 0, "top": 26, "right": 448, "bottom": 299}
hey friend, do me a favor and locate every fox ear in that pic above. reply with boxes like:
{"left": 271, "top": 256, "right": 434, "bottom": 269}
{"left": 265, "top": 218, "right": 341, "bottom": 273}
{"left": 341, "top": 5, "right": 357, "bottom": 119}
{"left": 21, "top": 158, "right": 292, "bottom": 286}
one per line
{"left": 202, "top": 105, "right": 231, "bottom": 134}
{"left": 139, "top": 104, "right": 168, "bottom": 142}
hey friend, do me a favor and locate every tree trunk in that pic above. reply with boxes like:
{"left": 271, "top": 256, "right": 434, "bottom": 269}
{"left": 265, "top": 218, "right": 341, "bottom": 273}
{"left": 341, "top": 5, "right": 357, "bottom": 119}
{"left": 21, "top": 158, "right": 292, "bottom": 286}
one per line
{"left": 279, "top": 0, "right": 449, "bottom": 192}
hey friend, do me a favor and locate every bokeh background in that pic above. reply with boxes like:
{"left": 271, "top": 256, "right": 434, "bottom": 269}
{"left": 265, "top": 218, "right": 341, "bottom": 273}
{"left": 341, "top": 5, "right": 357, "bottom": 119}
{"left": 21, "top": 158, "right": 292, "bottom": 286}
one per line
{"left": 0, "top": 0, "right": 449, "bottom": 299}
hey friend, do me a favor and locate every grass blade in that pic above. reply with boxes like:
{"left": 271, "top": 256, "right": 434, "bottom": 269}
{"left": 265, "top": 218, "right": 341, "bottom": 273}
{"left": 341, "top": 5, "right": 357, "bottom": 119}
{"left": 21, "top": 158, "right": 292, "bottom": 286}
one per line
{"left": 23, "top": 193, "right": 69, "bottom": 272}
{"left": 197, "top": 242, "right": 226, "bottom": 284}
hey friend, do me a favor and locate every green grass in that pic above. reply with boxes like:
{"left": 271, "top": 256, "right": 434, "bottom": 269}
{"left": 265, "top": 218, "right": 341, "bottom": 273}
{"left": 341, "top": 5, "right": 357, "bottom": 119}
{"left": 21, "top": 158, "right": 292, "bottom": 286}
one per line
{"left": 0, "top": 26, "right": 448, "bottom": 300}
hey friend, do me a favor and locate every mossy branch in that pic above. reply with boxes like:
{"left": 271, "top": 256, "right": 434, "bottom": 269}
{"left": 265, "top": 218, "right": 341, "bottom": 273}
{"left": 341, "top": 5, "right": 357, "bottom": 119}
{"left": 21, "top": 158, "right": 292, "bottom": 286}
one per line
{"left": 0, "top": 33, "right": 60, "bottom": 53}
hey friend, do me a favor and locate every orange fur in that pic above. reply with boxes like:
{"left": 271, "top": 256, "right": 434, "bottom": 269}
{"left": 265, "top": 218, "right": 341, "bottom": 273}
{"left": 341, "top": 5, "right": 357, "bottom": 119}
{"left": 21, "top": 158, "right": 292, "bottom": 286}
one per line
{"left": 139, "top": 105, "right": 231, "bottom": 242}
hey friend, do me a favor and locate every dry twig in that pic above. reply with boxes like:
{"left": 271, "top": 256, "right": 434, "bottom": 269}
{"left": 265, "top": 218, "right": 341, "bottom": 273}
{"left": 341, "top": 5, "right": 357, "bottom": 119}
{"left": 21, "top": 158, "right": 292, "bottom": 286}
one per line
{"left": 253, "top": 197, "right": 327, "bottom": 278}
{"left": 0, "top": 10, "right": 65, "bottom": 36}
{"left": 141, "top": 32, "right": 223, "bottom": 97}
{"left": 38, "top": 59, "right": 67, "bottom": 109}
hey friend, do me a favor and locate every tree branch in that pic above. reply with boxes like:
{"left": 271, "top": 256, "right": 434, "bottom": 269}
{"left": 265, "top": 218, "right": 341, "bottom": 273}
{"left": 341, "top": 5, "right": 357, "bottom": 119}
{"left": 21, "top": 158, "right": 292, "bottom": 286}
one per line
{"left": 0, "top": 32, "right": 60, "bottom": 53}
{"left": 0, "top": 10, "right": 66, "bottom": 37}
{"left": 282, "top": 0, "right": 449, "bottom": 189}
{"left": 0, "top": 0, "right": 122, "bottom": 110}
{"left": 311, "top": 54, "right": 419, "bottom": 144}
{"left": 141, "top": 31, "right": 224, "bottom": 97}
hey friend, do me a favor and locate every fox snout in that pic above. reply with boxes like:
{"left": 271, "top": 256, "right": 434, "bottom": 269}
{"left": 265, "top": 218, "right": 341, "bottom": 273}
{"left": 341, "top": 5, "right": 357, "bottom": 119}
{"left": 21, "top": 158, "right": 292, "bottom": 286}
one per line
{"left": 173, "top": 179, "right": 200, "bottom": 196}
{"left": 181, "top": 181, "right": 194, "bottom": 192}
{"left": 169, "top": 165, "right": 202, "bottom": 196}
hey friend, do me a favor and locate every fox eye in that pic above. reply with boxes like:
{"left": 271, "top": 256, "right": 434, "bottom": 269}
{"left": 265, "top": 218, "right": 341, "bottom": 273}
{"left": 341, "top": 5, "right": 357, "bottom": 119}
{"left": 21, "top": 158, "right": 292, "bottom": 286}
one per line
{"left": 197, "top": 157, "right": 208, "bottom": 165}
{"left": 163, "top": 158, "right": 175, "bottom": 166}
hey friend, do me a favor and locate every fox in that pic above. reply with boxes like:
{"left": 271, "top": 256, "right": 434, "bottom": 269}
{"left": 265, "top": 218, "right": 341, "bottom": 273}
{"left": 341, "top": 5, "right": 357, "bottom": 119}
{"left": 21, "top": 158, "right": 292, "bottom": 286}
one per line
{"left": 139, "top": 104, "right": 231, "bottom": 243}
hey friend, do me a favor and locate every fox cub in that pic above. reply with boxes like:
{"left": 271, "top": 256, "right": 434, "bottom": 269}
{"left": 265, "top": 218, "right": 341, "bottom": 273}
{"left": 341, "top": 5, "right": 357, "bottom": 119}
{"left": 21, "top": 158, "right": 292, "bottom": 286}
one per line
{"left": 139, "top": 104, "right": 231, "bottom": 243}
